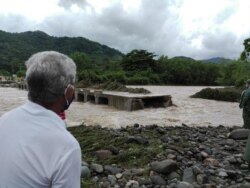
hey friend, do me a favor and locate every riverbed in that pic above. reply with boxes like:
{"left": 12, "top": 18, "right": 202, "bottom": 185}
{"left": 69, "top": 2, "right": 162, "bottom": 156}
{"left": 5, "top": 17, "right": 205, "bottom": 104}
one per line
{"left": 0, "top": 86, "right": 243, "bottom": 128}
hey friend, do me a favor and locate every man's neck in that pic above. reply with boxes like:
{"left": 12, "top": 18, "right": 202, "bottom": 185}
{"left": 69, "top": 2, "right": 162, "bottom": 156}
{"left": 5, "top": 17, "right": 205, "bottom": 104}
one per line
{"left": 36, "top": 99, "right": 63, "bottom": 115}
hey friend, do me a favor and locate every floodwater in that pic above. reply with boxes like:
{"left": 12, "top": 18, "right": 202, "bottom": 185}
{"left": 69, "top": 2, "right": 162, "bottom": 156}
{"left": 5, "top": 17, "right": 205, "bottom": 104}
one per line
{"left": 0, "top": 86, "right": 243, "bottom": 128}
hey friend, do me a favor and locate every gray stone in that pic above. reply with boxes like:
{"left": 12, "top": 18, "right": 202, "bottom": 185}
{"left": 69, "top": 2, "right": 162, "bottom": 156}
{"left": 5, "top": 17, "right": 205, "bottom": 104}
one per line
{"left": 204, "top": 169, "right": 215, "bottom": 175}
{"left": 95, "top": 149, "right": 112, "bottom": 160}
{"left": 245, "top": 176, "right": 250, "bottom": 182}
{"left": 81, "top": 166, "right": 91, "bottom": 178}
{"left": 201, "top": 151, "right": 208, "bottom": 158}
{"left": 226, "top": 139, "right": 235, "bottom": 145}
{"left": 108, "top": 175, "right": 117, "bottom": 186}
{"left": 126, "top": 136, "right": 149, "bottom": 145}
{"left": 240, "top": 164, "right": 249, "bottom": 170}
{"left": 167, "top": 153, "right": 176, "bottom": 160}
{"left": 115, "top": 173, "right": 123, "bottom": 179}
{"left": 182, "top": 168, "right": 195, "bottom": 183}
{"left": 104, "top": 165, "right": 123, "bottom": 174}
{"left": 236, "top": 184, "right": 250, "bottom": 188}
{"left": 161, "top": 135, "right": 170, "bottom": 143}
{"left": 200, "top": 184, "right": 216, "bottom": 188}
{"left": 203, "top": 158, "right": 219, "bottom": 166}
{"left": 150, "top": 159, "right": 177, "bottom": 174}
{"left": 218, "top": 170, "right": 228, "bottom": 177}
{"left": 236, "top": 177, "right": 244, "bottom": 183}
{"left": 176, "top": 181, "right": 194, "bottom": 188}
{"left": 138, "top": 178, "right": 152, "bottom": 186}
{"left": 196, "top": 174, "right": 207, "bottom": 184}
{"left": 100, "top": 180, "right": 110, "bottom": 188}
{"left": 125, "top": 180, "right": 139, "bottom": 188}
{"left": 150, "top": 175, "right": 167, "bottom": 185}
{"left": 90, "top": 163, "right": 103, "bottom": 173}
{"left": 167, "top": 171, "right": 181, "bottom": 180}
{"left": 228, "top": 156, "right": 237, "bottom": 164}
{"left": 123, "top": 168, "right": 145, "bottom": 176}
{"left": 165, "top": 149, "right": 176, "bottom": 154}
{"left": 156, "top": 127, "right": 166, "bottom": 134}
{"left": 192, "top": 166, "right": 203, "bottom": 175}
{"left": 228, "top": 129, "right": 250, "bottom": 140}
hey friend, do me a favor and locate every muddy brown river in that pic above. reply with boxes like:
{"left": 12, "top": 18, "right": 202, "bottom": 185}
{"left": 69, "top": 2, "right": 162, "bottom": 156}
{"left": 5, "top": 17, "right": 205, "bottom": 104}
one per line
{"left": 0, "top": 86, "right": 243, "bottom": 128}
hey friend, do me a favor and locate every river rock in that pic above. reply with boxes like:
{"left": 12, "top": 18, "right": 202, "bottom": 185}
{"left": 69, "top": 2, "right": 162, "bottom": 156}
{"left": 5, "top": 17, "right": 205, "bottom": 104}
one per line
{"left": 90, "top": 163, "right": 104, "bottom": 173}
{"left": 95, "top": 149, "right": 112, "bottom": 160}
{"left": 108, "top": 175, "right": 117, "bottom": 186}
{"left": 104, "top": 165, "right": 123, "bottom": 174}
{"left": 228, "top": 129, "right": 250, "bottom": 140}
{"left": 182, "top": 168, "right": 195, "bottom": 183}
{"left": 150, "top": 159, "right": 177, "bottom": 174}
{"left": 125, "top": 180, "right": 139, "bottom": 188}
{"left": 176, "top": 181, "right": 194, "bottom": 188}
{"left": 81, "top": 166, "right": 91, "bottom": 178}
{"left": 203, "top": 158, "right": 219, "bottom": 166}
{"left": 126, "top": 136, "right": 149, "bottom": 145}
{"left": 150, "top": 175, "right": 167, "bottom": 185}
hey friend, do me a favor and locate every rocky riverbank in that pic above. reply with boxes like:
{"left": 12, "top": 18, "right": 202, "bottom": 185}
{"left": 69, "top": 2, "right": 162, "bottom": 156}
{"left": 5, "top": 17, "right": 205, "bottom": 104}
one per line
{"left": 68, "top": 124, "right": 250, "bottom": 188}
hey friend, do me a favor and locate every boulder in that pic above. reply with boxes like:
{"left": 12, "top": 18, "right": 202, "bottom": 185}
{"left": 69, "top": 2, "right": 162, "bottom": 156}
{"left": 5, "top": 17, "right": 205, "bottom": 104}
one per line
{"left": 150, "top": 159, "right": 177, "bottom": 174}
{"left": 228, "top": 129, "right": 250, "bottom": 140}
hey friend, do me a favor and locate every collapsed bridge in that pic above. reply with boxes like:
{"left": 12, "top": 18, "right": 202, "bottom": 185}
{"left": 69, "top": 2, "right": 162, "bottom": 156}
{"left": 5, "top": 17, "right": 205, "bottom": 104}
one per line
{"left": 75, "top": 88, "right": 172, "bottom": 111}
{"left": 16, "top": 82, "right": 173, "bottom": 111}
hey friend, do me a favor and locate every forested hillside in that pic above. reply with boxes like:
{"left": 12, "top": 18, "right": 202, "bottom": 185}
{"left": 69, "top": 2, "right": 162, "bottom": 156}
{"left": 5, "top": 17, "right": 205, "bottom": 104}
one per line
{"left": 0, "top": 30, "right": 123, "bottom": 74}
{"left": 1, "top": 30, "right": 250, "bottom": 87}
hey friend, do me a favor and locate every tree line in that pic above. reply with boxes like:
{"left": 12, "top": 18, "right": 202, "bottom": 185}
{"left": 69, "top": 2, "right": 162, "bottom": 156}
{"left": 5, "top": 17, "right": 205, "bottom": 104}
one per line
{"left": 1, "top": 30, "right": 250, "bottom": 87}
{"left": 2, "top": 48, "right": 250, "bottom": 87}
{"left": 72, "top": 47, "right": 250, "bottom": 87}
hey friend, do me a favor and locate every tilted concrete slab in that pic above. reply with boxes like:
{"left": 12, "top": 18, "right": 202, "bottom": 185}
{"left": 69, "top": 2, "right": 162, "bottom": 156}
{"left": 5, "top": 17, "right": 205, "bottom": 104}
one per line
{"left": 75, "top": 88, "right": 172, "bottom": 111}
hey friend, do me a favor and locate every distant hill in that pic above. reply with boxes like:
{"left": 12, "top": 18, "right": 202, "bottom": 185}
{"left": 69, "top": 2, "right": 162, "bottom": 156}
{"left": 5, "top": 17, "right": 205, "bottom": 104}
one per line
{"left": 170, "top": 56, "right": 233, "bottom": 64}
{"left": 0, "top": 30, "right": 123, "bottom": 73}
{"left": 170, "top": 56, "right": 196, "bottom": 61}
{"left": 201, "top": 57, "right": 233, "bottom": 64}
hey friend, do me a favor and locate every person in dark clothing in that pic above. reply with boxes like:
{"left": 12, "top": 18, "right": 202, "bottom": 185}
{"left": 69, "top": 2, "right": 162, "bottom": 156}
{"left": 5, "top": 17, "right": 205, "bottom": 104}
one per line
{"left": 241, "top": 79, "right": 250, "bottom": 164}
{"left": 239, "top": 79, "right": 250, "bottom": 129}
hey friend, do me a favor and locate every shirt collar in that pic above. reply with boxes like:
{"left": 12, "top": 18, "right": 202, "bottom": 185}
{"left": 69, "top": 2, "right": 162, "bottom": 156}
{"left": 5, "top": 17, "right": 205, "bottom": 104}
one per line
{"left": 22, "top": 100, "right": 66, "bottom": 128}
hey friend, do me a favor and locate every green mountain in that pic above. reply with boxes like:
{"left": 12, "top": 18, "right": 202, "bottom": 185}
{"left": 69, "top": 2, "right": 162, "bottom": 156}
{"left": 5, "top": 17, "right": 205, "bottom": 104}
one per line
{"left": 0, "top": 30, "right": 123, "bottom": 74}
{"left": 201, "top": 57, "right": 233, "bottom": 64}
{"left": 170, "top": 56, "right": 196, "bottom": 61}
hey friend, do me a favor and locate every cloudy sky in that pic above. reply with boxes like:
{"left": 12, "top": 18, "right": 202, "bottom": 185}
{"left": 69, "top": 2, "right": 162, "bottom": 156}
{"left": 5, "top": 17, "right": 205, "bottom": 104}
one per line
{"left": 0, "top": 0, "right": 249, "bottom": 60}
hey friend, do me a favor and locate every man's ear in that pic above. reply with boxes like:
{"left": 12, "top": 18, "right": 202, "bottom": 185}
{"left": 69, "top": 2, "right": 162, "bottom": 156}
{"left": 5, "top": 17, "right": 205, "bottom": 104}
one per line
{"left": 64, "top": 84, "right": 75, "bottom": 100}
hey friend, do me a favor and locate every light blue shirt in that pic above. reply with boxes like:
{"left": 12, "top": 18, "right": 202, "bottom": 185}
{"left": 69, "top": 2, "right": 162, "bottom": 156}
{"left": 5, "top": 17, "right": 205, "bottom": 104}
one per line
{"left": 0, "top": 100, "right": 81, "bottom": 188}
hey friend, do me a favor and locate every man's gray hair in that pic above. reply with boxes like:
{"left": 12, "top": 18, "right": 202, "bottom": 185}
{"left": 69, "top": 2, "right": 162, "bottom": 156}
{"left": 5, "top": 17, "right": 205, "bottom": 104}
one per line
{"left": 25, "top": 51, "right": 76, "bottom": 103}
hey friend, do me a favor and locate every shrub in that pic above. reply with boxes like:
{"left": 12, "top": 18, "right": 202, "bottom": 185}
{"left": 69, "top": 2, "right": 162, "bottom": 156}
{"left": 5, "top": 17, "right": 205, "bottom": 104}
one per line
{"left": 191, "top": 87, "right": 242, "bottom": 102}
{"left": 126, "top": 76, "right": 150, "bottom": 85}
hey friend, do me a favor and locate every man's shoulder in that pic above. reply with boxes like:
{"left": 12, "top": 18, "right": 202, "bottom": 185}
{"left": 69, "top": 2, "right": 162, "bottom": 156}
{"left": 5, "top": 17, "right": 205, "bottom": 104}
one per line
{"left": 0, "top": 105, "right": 24, "bottom": 121}
{"left": 56, "top": 129, "right": 80, "bottom": 149}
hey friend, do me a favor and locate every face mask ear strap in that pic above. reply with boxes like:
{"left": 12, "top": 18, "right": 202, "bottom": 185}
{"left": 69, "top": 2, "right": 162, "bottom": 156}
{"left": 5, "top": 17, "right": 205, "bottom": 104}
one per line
{"left": 64, "top": 84, "right": 74, "bottom": 95}
{"left": 64, "top": 85, "right": 70, "bottom": 96}
{"left": 65, "top": 98, "right": 69, "bottom": 105}
{"left": 64, "top": 85, "right": 71, "bottom": 105}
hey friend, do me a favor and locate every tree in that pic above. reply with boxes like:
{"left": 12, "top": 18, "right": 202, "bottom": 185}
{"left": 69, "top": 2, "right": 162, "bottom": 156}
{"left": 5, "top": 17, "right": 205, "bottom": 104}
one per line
{"left": 70, "top": 52, "right": 92, "bottom": 73}
{"left": 240, "top": 38, "right": 250, "bottom": 61}
{"left": 121, "top": 49, "right": 157, "bottom": 72}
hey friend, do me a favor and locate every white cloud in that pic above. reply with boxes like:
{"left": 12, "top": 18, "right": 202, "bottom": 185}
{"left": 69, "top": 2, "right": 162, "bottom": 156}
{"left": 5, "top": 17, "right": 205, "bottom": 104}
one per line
{"left": 0, "top": 0, "right": 249, "bottom": 59}
{"left": 0, "top": 0, "right": 63, "bottom": 22}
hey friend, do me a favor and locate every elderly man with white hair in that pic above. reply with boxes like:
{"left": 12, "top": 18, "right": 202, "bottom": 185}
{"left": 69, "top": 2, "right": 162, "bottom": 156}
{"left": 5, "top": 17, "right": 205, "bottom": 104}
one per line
{"left": 0, "top": 51, "right": 82, "bottom": 188}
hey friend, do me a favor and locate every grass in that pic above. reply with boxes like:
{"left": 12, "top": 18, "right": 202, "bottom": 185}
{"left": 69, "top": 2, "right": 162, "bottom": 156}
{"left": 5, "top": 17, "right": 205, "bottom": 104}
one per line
{"left": 67, "top": 124, "right": 195, "bottom": 170}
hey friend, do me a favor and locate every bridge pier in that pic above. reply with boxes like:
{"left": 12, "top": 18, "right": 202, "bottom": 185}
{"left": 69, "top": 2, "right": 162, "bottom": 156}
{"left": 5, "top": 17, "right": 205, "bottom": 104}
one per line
{"left": 94, "top": 90, "right": 103, "bottom": 104}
